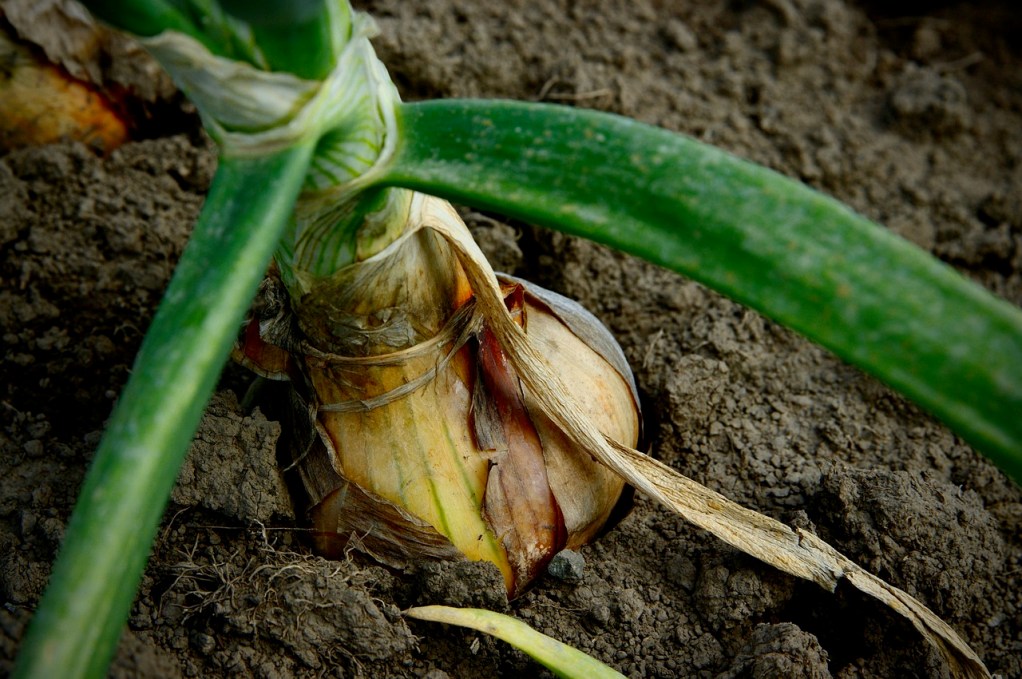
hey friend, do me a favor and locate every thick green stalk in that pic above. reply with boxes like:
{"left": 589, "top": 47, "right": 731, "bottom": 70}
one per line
{"left": 384, "top": 100, "right": 1022, "bottom": 482}
{"left": 13, "top": 141, "right": 316, "bottom": 679}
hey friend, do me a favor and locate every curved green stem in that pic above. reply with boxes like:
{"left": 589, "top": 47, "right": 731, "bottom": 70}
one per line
{"left": 383, "top": 99, "right": 1022, "bottom": 482}
{"left": 13, "top": 141, "right": 316, "bottom": 679}
{"left": 407, "top": 606, "right": 625, "bottom": 678}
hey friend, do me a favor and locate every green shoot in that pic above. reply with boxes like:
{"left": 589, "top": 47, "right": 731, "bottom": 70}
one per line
{"left": 406, "top": 606, "right": 625, "bottom": 679}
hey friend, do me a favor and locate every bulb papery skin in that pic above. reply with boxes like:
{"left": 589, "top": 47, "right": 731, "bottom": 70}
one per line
{"left": 237, "top": 193, "right": 640, "bottom": 596}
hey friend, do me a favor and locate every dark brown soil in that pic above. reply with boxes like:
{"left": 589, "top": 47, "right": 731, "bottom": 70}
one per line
{"left": 3, "top": 1, "right": 1021, "bottom": 677}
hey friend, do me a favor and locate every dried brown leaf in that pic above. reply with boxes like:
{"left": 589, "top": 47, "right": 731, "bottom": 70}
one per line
{"left": 419, "top": 195, "right": 990, "bottom": 679}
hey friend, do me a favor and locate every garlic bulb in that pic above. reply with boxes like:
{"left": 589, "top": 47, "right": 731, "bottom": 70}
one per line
{"left": 236, "top": 191, "right": 639, "bottom": 595}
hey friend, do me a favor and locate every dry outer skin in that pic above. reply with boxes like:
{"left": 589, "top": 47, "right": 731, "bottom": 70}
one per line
{"left": 2, "top": 0, "right": 1022, "bottom": 677}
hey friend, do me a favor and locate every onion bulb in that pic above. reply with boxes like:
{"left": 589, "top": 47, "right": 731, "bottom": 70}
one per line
{"left": 236, "top": 191, "right": 639, "bottom": 596}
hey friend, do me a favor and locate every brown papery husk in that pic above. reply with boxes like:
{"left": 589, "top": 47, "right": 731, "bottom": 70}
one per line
{"left": 412, "top": 196, "right": 991, "bottom": 678}
{"left": 236, "top": 192, "right": 639, "bottom": 596}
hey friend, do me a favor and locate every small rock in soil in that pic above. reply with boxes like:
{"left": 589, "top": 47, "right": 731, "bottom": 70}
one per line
{"left": 546, "top": 549, "right": 585, "bottom": 583}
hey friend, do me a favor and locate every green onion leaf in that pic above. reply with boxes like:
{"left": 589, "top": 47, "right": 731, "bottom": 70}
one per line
{"left": 13, "top": 141, "right": 316, "bottom": 679}
{"left": 382, "top": 99, "right": 1022, "bottom": 483}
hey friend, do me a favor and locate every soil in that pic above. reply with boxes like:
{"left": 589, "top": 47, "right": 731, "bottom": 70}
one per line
{"left": 2, "top": 0, "right": 1021, "bottom": 677}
